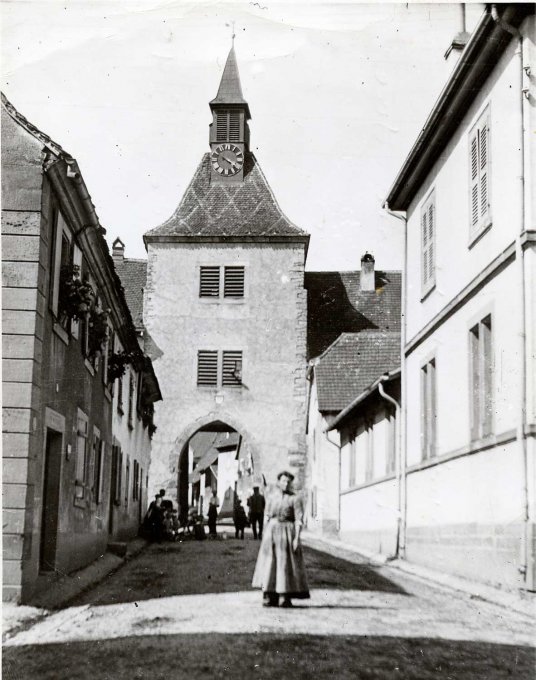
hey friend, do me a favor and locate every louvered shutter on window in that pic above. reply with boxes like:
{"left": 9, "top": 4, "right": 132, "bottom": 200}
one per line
{"left": 479, "top": 121, "right": 489, "bottom": 220}
{"left": 222, "top": 351, "right": 242, "bottom": 386}
{"left": 229, "top": 112, "right": 240, "bottom": 141}
{"left": 421, "top": 195, "right": 435, "bottom": 291}
{"left": 427, "top": 202, "right": 435, "bottom": 283}
{"left": 216, "top": 111, "right": 228, "bottom": 142}
{"left": 470, "top": 131, "right": 479, "bottom": 230}
{"left": 224, "top": 266, "right": 245, "bottom": 298}
{"left": 422, "top": 209, "right": 428, "bottom": 285}
{"left": 197, "top": 351, "right": 218, "bottom": 386}
{"left": 200, "top": 267, "right": 220, "bottom": 297}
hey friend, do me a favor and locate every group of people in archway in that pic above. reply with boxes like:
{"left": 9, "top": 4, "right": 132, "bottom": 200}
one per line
{"left": 206, "top": 486, "right": 266, "bottom": 540}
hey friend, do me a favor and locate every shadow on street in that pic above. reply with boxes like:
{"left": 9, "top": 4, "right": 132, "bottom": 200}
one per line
{"left": 65, "top": 538, "right": 407, "bottom": 609}
{"left": 3, "top": 633, "right": 534, "bottom": 680}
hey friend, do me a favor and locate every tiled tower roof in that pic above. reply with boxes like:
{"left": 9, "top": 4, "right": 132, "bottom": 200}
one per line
{"left": 210, "top": 47, "right": 250, "bottom": 114}
{"left": 144, "top": 153, "right": 308, "bottom": 242}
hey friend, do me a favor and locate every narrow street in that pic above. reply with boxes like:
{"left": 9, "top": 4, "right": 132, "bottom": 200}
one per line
{"left": 3, "top": 532, "right": 534, "bottom": 679}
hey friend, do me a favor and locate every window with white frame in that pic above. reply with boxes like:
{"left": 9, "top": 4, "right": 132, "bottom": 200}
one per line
{"left": 469, "top": 315, "right": 493, "bottom": 441}
{"left": 469, "top": 108, "right": 491, "bottom": 238}
{"left": 199, "top": 266, "right": 245, "bottom": 299}
{"left": 420, "top": 358, "right": 437, "bottom": 460}
{"left": 421, "top": 190, "right": 435, "bottom": 295}
{"left": 197, "top": 350, "right": 243, "bottom": 387}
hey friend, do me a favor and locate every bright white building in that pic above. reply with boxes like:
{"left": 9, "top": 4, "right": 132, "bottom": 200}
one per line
{"left": 385, "top": 4, "right": 536, "bottom": 590}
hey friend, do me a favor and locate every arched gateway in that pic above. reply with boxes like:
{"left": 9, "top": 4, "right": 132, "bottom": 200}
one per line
{"left": 143, "top": 47, "right": 309, "bottom": 503}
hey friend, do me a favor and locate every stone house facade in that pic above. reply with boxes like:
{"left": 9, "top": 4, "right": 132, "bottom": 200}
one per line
{"left": 1, "top": 94, "right": 161, "bottom": 603}
{"left": 385, "top": 4, "right": 536, "bottom": 590}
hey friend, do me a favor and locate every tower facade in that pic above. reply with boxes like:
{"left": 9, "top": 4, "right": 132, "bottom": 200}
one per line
{"left": 143, "top": 48, "right": 309, "bottom": 505}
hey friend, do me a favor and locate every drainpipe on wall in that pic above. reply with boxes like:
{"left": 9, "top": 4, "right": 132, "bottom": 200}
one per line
{"left": 491, "top": 4, "right": 532, "bottom": 590}
{"left": 325, "top": 430, "right": 342, "bottom": 533}
{"left": 378, "top": 379, "right": 404, "bottom": 559}
{"left": 382, "top": 203, "right": 408, "bottom": 560}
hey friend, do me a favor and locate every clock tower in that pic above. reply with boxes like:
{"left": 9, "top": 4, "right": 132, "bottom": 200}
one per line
{"left": 209, "top": 47, "right": 250, "bottom": 183}
{"left": 144, "top": 46, "right": 309, "bottom": 510}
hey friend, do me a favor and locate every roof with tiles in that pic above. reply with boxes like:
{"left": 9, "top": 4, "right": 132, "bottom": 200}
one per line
{"left": 144, "top": 152, "right": 308, "bottom": 241}
{"left": 210, "top": 47, "right": 249, "bottom": 109}
{"left": 315, "top": 330, "right": 401, "bottom": 412}
{"left": 304, "top": 270, "right": 401, "bottom": 361}
{"left": 114, "top": 258, "right": 147, "bottom": 331}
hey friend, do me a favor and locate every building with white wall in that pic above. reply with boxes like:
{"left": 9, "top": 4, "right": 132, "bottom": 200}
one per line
{"left": 384, "top": 4, "right": 535, "bottom": 590}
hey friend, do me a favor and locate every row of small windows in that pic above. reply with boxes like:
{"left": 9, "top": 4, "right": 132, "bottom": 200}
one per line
{"left": 344, "top": 313, "right": 493, "bottom": 491}
{"left": 197, "top": 350, "right": 243, "bottom": 387}
{"left": 420, "top": 108, "right": 490, "bottom": 297}
{"left": 421, "top": 314, "right": 493, "bottom": 461}
{"left": 200, "top": 266, "right": 245, "bottom": 298}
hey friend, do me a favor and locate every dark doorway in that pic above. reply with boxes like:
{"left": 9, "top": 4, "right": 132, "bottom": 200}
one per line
{"left": 40, "top": 429, "right": 63, "bottom": 572}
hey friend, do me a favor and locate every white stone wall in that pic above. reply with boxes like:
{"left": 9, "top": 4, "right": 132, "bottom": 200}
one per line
{"left": 401, "top": 15, "right": 536, "bottom": 588}
{"left": 306, "top": 378, "right": 340, "bottom": 534}
{"left": 144, "top": 241, "right": 307, "bottom": 498}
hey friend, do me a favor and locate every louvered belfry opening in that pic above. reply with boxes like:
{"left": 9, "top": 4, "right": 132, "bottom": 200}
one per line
{"left": 224, "top": 266, "right": 245, "bottom": 297}
{"left": 216, "top": 110, "right": 241, "bottom": 142}
{"left": 199, "top": 266, "right": 220, "bottom": 297}
{"left": 222, "top": 351, "right": 243, "bottom": 386}
{"left": 197, "top": 351, "right": 218, "bottom": 386}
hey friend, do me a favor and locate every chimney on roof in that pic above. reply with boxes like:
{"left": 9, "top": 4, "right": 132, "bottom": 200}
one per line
{"left": 360, "top": 252, "right": 375, "bottom": 292}
{"left": 112, "top": 237, "right": 125, "bottom": 263}
{"left": 444, "top": 4, "right": 470, "bottom": 64}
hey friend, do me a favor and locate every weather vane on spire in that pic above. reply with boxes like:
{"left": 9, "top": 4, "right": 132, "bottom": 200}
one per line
{"left": 231, "top": 21, "right": 236, "bottom": 46}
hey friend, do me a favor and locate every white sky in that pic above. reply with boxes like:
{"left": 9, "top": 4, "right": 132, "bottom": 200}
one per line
{"left": 2, "top": 1, "right": 485, "bottom": 270}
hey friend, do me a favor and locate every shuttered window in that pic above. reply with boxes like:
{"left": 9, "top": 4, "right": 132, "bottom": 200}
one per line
{"left": 470, "top": 315, "right": 493, "bottom": 441}
{"left": 420, "top": 358, "right": 437, "bottom": 461}
{"left": 200, "top": 265, "right": 245, "bottom": 299}
{"left": 222, "top": 351, "right": 242, "bottom": 386}
{"left": 224, "top": 266, "right": 245, "bottom": 298}
{"left": 197, "top": 350, "right": 243, "bottom": 387}
{"left": 216, "top": 110, "right": 241, "bottom": 142}
{"left": 197, "top": 351, "right": 218, "bottom": 386}
{"left": 469, "top": 110, "right": 491, "bottom": 238}
{"left": 200, "top": 266, "right": 220, "bottom": 297}
{"left": 421, "top": 191, "right": 435, "bottom": 296}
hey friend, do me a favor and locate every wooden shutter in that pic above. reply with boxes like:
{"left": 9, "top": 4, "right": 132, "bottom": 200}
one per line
{"left": 229, "top": 111, "right": 240, "bottom": 141}
{"left": 470, "top": 130, "right": 479, "bottom": 230}
{"left": 420, "top": 365, "right": 428, "bottom": 460}
{"left": 470, "top": 324, "right": 480, "bottom": 440}
{"left": 349, "top": 435, "right": 356, "bottom": 487}
{"left": 224, "top": 266, "right": 245, "bottom": 298}
{"left": 421, "top": 193, "right": 435, "bottom": 292}
{"left": 216, "top": 111, "right": 228, "bottom": 141}
{"left": 197, "top": 350, "right": 218, "bottom": 386}
{"left": 199, "top": 266, "right": 220, "bottom": 297}
{"left": 222, "top": 351, "right": 242, "bottom": 386}
{"left": 421, "top": 208, "right": 428, "bottom": 286}
{"left": 429, "top": 360, "right": 436, "bottom": 458}
{"left": 481, "top": 316, "right": 493, "bottom": 437}
{"left": 479, "top": 120, "right": 489, "bottom": 221}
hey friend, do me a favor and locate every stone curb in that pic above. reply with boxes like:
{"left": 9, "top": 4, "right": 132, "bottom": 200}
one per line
{"left": 2, "top": 537, "right": 149, "bottom": 641}
{"left": 302, "top": 532, "right": 535, "bottom": 619}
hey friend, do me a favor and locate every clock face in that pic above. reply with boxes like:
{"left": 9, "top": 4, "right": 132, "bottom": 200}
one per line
{"left": 211, "top": 144, "right": 244, "bottom": 177}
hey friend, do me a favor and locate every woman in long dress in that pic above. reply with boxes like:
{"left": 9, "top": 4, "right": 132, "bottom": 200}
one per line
{"left": 252, "top": 470, "right": 310, "bottom": 608}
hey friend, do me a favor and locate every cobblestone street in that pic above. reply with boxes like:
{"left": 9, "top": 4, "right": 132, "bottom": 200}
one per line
{"left": 3, "top": 533, "right": 534, "bottom": 679}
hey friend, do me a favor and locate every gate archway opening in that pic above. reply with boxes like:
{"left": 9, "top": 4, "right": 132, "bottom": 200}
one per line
{"left": 176, "top": 418, "right": 263, "bottom": 526}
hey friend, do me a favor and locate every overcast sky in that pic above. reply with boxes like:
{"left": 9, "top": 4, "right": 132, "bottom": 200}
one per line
{"left": 2, "top": 1, "right": 484, "bottom": 270}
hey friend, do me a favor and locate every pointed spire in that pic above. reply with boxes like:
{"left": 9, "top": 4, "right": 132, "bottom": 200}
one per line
{"left": 210, "top": 46, "right": 250, "bottom": 118}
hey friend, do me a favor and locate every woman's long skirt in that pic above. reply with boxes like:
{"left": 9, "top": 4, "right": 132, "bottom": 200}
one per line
{"left": 252, "top": 520, "right": 310, "bottom": 598}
